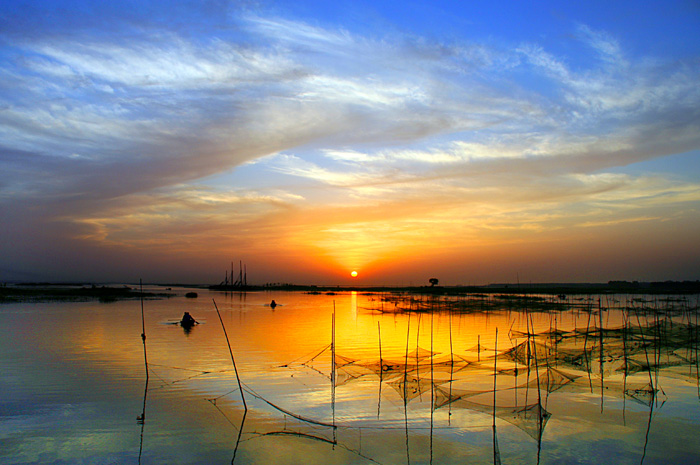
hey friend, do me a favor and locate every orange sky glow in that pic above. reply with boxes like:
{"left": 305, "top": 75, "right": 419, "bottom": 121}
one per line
{"left": 1, "top": 2, "right": 699, "bottom": 285}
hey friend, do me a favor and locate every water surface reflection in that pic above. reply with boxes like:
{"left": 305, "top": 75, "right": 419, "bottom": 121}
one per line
{"left": 1, "top": 289, "right": 698, "bottom": 464}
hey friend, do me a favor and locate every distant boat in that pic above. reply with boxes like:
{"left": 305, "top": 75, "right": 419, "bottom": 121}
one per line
{"left": 185, "top": 292, "right": 198, "bottom": 298}
{"left": 180, "top": 319, "right": 196, "bottom": 329}
{"left": 180, "top": 312, "right": 197, "bottom": 328}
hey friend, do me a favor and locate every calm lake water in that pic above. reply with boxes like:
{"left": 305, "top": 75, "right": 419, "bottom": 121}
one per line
{"left": 1, "top": 287, "right": 699, "bottom": 464}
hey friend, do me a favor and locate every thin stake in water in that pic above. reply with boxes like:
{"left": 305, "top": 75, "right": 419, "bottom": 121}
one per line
{"left": 213, "top": 299, "right": 247, "bottom": 411}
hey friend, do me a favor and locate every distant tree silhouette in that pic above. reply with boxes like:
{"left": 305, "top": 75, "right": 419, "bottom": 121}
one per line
{"left": 429, "top": 278, "right": 439, "bottom": 287}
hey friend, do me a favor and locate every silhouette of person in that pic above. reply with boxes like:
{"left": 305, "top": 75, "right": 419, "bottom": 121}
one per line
{"left": 270, "top": 300, "right": 277, "bottom": 309}
{"left": 181, "top": 311, "right": 197, "bottom": 326}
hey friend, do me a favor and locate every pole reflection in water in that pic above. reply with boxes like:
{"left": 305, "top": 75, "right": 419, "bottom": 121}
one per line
{"left": 492, "top": 327, "right": 501, "bottom": 465}
{"left": 2, "top": 289, "right": 698, "bottom": 464}
{"left": 129, "top": 291, "right": 699, "bottom": 464}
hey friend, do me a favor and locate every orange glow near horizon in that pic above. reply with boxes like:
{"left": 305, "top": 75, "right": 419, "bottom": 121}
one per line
{"left": 53, "top": 180, "right": 700, "bottom": 285}
{"left": 3, "top": 2, "right": 700, "bottom": 288}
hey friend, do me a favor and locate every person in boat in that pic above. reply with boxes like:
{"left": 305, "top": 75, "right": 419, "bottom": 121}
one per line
{"left": 270, "top": 300, "right": 277, "bottom": 309}
{"left": 180, "top": 311, "right": 197, "bottom": 326}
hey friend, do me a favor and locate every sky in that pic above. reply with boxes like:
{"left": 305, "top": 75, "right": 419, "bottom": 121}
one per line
{"left": 1, "top": 0, "right": 699, "bottom": 286}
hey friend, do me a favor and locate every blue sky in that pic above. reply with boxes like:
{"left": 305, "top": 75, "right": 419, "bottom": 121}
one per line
{"left": 1, "top": 1, "right": 699, "bottom": 284}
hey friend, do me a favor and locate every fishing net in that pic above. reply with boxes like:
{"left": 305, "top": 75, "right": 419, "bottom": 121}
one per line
{"left": 433, "top": 384, "right": 551, "bottom": 441}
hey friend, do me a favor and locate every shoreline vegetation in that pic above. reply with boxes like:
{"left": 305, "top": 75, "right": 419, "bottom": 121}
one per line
{"left": 1, "top": 280, "right": 698, "bottom": 303}
{"left": 0, "top": 284, "right": 173, "bottom": 303}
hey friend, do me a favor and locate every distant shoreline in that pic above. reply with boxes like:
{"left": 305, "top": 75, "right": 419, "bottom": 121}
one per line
{"left": 0, "top": 285, "right": 173, "bottom": 303}
{"left": 2, "top": 280, "right": 698, "bottom": 303}
{"left": 210, "top": 281, "right": 700, "bottom": 295}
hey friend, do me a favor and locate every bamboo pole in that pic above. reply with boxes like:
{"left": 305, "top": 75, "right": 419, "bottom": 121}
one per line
{"left": 530, "top": 315, "right": 544, "bottom": 465}
{"left": 404, "top": 313, "right": 411, "bottom": 464}
{"left": 378, "top": 321, "right": 382, "bottom": 418}
{"left": 430, "top": 310, "right": 434, "bottom": 465}
{"left": 137, "top": 279, "right": 149, "bottom": 464}
{"left": 493, "top": 327, "right": 500, "bottom": 465}
{"left": 448, "top": 310, "right": 453, "bottom": 425}
{"left": 139, "top": 277, "right": 148, "bottom": 392}
{"left": 332, "top": 301, "right": 336, "bottom": 446}
{"left": 599, "top": 300, "right": 604, "bottom": 413}
{"left": 213, "top": 299, "right": 247, "bottom": 411}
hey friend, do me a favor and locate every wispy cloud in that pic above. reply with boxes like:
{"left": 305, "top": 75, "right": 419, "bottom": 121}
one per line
{"left": 1, "top": 6, "right": 699, "bottom": 282}
{"left": 576, "top": 24, "right": 624, "bottom": 65}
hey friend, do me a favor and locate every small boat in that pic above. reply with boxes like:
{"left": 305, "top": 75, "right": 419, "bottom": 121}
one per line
{"left": 180, "top": 312, "right": 198, "bottom": 328}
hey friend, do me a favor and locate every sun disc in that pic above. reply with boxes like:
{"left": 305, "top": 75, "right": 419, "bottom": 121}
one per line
{"left": 350, "top": 270, "right": 358, "bottom": 278}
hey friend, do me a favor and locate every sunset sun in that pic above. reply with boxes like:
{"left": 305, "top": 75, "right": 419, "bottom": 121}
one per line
{"left": 350, "top": 270, "right": 358, "bottom": 278}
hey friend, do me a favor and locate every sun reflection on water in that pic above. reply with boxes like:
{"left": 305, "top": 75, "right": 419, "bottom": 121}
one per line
{"left": 1, "top": 290, "right": 699, "bottom": 464}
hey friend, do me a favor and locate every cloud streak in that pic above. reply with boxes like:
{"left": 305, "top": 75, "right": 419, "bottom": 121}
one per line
{"left": 1, "top": 5, "right": 699, "bottom": 283}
